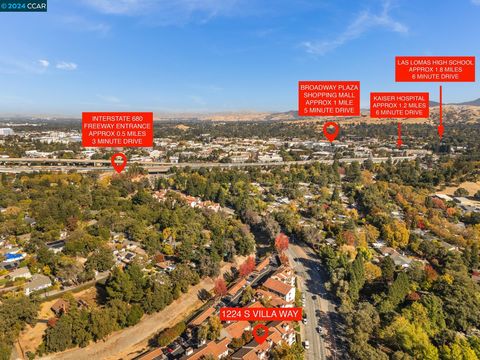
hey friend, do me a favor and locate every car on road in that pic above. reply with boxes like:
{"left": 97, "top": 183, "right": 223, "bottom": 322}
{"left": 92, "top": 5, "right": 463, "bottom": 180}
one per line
{"left": 316, "top": 326, "right": 321, "bottom": 333}
{"left": 312, "top": 295, "right": 317, "bottom": 300}
{"left": 315, "top": 309, "right": 321, "bottom": 316}
{"left": 302, "top": 317, "right": 308, "bottom": 324}
{"left": 303, "top": 341, "right": 310, "bottom": 350}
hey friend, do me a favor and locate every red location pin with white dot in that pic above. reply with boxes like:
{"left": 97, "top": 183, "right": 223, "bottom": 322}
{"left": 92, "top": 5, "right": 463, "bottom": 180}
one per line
{"left": 111, "top": 153, "right": 127, "bottom": 174}
{"left": 252, "top": 324, "right": 269, "bottom": 344}
{"left": 323, "top": 121, "right": 340, "bottom": 143}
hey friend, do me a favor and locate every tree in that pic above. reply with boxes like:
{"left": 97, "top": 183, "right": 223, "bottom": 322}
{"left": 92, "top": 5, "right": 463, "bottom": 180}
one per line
{"left": 275, "top": 233, "right": 289, "bottom": 253}
{"left": 88, "top": 309, "right": 115, "bottom": 341}
{"left": 382, "top": 220, "right": 410, "bottom": 248}
{"left": 214, "top": 278, "right": 227, "bottom": 297}
{"left": 381, "top": 316, "right": 439, "bottom": 360}
{"left": 0, "top": 296, "right": 39, "bottom": 358}
{"left": 126, "top": 264, "right": 146, "bottom": 303}
{"left": 349, "top": 253, "right": 365, "bottom": 302}
{"left": 106, "top": 267, "right": 134, "bottom": 302}
{"left": 85, "top": 246, "right": 114, "bottom": 273}
{"left": 126, "top": 304, "right": 144, "bottom": 326}
{"left": 454, "top": 188, "right": 469, "bottom": 197}
{"left": 474, "top": 190, "right": 480, "bottom": 200}
{"left": 271, "top": 342, "right": 304, "bottom": 360}
{"left": 381, "top": 256, "right": 396, "bottom": 282}
{"left": 380, "top": 272, "right": 410, "bottom": 313}
{"left": 345, "top": 302, "right": 388, "bottom": 360}
{"left": 156, "top": 322, "right": 186, "bottom": 347}
{"left": 262, "top": 215, "right": 280, "bottom": 240}
{"left": 240, "top": 286, "right": 255, "bottom": 305}
{"left": 363, "top": 224, "right": 380, "bottom": 244}
{"left": 440, "top": 336, "right": 478, "bottom": 360}
{"left": 43, "top": 315, "right": 73, "bottom": 352}
{"left": 206, "top": 315, "right": 222, "bottom": 340}
{"left": 239, "top": 256, "right": 255, "bottom": 278}
{"left": 364, "top": 262, "right": 382, "bottom": 282}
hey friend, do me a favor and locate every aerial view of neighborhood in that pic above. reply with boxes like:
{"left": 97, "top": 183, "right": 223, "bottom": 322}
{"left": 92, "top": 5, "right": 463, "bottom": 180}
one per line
{"left": 0, "top": 1, "right": 479, "bottom": 360}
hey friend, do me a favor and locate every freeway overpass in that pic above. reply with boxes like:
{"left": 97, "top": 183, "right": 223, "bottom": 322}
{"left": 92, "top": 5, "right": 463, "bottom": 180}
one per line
{"left": 0, "top": 156, "right": 416, "bottom": 174}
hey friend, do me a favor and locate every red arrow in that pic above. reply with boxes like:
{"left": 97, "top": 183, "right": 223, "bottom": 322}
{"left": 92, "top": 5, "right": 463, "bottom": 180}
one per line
{"left": 438, "top": 85, "right": 444, "bottom": 139}
{"left": 397, "top": 122, "right": 402, "bottom": 148}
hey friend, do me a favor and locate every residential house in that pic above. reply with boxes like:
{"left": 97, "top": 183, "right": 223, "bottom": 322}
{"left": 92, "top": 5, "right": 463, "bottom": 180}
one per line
{"left": 262, "top": 278, "right": 295, "bottom": 303}
{"left": 223, "top": 320, "right": 251, "bottom": 339}
{"left": 184, "top": 337, "right": 230, "bottom": 359}
{"left": 51, "top": 299, "right": 70, "bottom": 316}
{"left": 228, "top": 278, "right": 247, "bottom": 297}
{"left": 137, "top": 348, "right": 168, "bottom": 360}
{"left": 190, "top": 306, "right": 216, "bottom": 327}
{"left": 46, "top": 240, "right": 65, "bottom": 254}
{"left": 8, "top": 267, "right": 32, "bottom": 280}
{"left": 25, "top": 274, "right": 52, "bottom": 295}
{"left": 255, "top": 257, "right": 270, "bottom": 272}
{"left": 271, "top": 266, "right": 295, "bottom": 287}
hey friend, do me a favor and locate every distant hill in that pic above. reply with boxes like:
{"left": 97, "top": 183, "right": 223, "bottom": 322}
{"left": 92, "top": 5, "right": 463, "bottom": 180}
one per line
{"left": 429, "top": 98, "right": 480, "bottom": 107}
{"left": 455, "top": 98, "right": 480, "bottom": 106}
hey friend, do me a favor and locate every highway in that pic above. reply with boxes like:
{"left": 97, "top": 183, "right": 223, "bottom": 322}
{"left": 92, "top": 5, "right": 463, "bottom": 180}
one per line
{"left": 288, "top": 242, "right": 342, "bottom": 360}
{"left": 0, "top": 156, "right": 415, "bottom": 174}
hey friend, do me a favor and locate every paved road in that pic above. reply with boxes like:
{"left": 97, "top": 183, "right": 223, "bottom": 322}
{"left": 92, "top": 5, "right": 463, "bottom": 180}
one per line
{"left": 0, "top": 156, "right": 415, "bottom": 174}
{"left": 288, "top": 243, "right": 341, "bottom": 360}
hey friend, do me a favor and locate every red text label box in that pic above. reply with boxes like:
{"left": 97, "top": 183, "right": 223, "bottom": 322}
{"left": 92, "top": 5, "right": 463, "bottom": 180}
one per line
{"left": 370, "top": 92, "right": 429, "bottom": 119}
{"left": 220, "top": 307, "right": 303, "bottom": 322}
{"left": 298, "top": 81, "right": 360, "bottom": 117}
{"left": 395, "top": 56, "right": 475, "bottom": 82}
{"left": 82, "top": 112, "right": 153, "bottom": 147}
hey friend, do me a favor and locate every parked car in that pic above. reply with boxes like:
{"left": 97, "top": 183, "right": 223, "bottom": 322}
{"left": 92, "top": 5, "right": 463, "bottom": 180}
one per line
{"left": 304, "top": 341, "right": 310, "bottom": 349}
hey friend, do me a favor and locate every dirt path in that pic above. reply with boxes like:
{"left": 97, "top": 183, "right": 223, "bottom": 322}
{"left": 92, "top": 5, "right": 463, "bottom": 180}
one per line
{"left": 437, "top": 181, "right": 480, "bottom": 196}
{"left": 40, "top": 258, "right": 244, "bottom": 360}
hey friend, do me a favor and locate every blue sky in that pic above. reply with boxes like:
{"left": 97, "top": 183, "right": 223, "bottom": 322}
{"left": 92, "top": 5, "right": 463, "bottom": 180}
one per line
{"left": 0, "top": 0, "right": 479, "bottom": 115}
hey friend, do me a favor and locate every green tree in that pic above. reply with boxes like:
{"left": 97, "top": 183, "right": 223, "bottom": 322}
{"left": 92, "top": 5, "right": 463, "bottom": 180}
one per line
{"left": 126, "top": 304, "right": 144, "bottom": 326}
{"left": 106, "top": 267, "right": 134, "bottom": 302}
{"left": 348, "top": 253, "right": 365, "bottom": 302}
{"left": 380, "top": 272, "right": 410, "bottom": 313}
{"left": 382, "top": 316, "right": 439, "bottom": 360}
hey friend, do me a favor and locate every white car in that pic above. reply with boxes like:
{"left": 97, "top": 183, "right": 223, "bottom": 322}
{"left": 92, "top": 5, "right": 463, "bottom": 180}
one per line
{"left": 303, "top": 317, "right": 308, "bottom": 324}
{"left": 304, "top": 341, "right": 310, "bottom": 349}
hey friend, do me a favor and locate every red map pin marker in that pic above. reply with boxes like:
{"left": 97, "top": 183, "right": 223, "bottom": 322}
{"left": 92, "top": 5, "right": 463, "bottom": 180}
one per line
{"left": 252, "top": 324, "right": 269, "bottom": 344}
{"left": 111, "top": 153, "right": 127, "bottom": 174}
{"left": 323, "top": 121, "right": 340, "bottom": 143}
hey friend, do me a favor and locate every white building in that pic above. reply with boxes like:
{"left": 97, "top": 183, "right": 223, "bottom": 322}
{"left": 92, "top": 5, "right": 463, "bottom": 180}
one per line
{"left": 0, "top": 128, "right": 14, "bottom": 136}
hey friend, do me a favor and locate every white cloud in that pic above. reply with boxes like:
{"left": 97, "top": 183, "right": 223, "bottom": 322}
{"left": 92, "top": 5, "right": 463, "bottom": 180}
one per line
{"left": 82, "top": 0, "right": 240, "bottom": 25}
{"left": 56, "top": 62, "right": 78, "bottom": 70}
{"left": 38, "top": 59, "right": 50, "bottom": 68}
{"left": 0, "top": 57, "right": 49, "bottom": 74}
{"left": 301, "top": 0, "right": 408, "bottom": 55}
{"left": 472, "top": 0, "right": 480, "bottom": 5}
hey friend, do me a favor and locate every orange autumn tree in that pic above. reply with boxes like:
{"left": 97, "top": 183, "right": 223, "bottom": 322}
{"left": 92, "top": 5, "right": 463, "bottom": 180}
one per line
{"left": 239, "top": 256, "right": 256, "bottom": 278}
{"left": 275, "top": 233, "right": 289, "bottom": 253}
{"left": 214, "top": 278, "right": 227, "bottom": 297}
